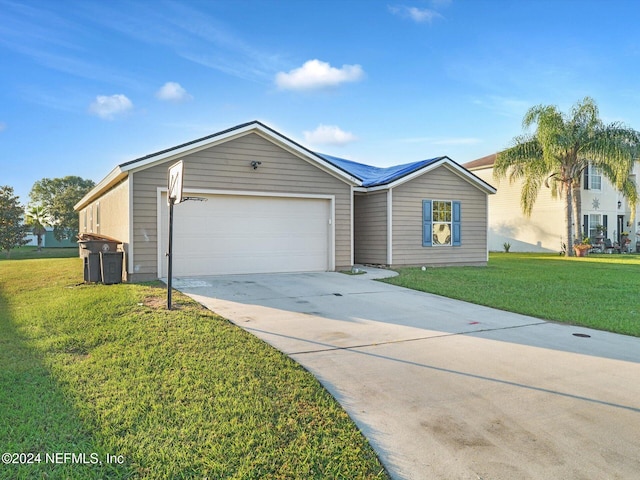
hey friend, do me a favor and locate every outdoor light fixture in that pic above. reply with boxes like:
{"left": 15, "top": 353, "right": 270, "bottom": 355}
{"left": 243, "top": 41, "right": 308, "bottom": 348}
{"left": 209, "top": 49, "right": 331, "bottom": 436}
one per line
{"left": 250, "top": 160, "right": 262, "bottom": 170}
{"left": 618, "top": 200, "right": 622, "bottom": 208}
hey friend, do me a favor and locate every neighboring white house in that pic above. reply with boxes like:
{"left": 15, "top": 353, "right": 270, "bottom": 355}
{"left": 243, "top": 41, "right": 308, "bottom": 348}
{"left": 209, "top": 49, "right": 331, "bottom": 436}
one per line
{"left": 464, "top": 154, "right": 640, "bottom": 253}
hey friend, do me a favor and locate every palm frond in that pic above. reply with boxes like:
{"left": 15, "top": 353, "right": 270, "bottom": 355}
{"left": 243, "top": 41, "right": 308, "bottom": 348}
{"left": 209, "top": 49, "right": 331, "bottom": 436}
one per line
{"left": 494, "top": 137, "right": 543, "bottom": 182}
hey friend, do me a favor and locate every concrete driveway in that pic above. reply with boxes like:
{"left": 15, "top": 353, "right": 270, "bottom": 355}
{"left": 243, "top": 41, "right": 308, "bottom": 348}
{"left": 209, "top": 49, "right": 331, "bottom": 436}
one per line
{"left": 174, "top": 268, "right": 640, "bottom": 480}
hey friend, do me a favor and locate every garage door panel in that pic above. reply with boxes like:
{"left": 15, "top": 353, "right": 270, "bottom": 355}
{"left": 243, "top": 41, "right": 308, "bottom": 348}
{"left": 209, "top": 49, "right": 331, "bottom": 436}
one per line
{"left": 160, "top": 193, "right": 332, "bottom": 276}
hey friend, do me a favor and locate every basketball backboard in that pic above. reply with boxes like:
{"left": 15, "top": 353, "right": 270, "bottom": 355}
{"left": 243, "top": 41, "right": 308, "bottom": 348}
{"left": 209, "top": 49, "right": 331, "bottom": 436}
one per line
{"left": 167, "top": 160, "right": 184, "bottom": 205}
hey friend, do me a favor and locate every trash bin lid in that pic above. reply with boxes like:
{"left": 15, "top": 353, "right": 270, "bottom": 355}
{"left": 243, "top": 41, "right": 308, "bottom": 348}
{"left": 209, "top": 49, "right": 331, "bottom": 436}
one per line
{"left": 78, "top": 233, "right": 121, "bottom": 243}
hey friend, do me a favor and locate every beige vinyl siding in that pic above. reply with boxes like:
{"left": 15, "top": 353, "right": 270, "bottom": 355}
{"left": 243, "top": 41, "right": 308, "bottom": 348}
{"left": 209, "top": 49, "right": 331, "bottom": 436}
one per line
{"left": 79, "top": 178, "right": 130, "bottom": 244}
{"left": 130, "top": 132, "right": 352, "bottom": 280}
{"left": 392, "top": 165, "right": 488, "bottom": 266}
{"left": 354, "top": 191, "right": 387, "bottom": 264}
{"left": 473, "top": 167, "right": 564, "bottom": 252}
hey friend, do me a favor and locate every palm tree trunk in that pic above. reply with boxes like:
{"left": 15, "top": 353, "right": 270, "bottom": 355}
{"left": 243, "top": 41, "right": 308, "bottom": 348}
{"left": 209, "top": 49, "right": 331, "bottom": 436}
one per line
{"left": 566, "top": 180, "right": 574, "bottom": 256}
{"left": 573, "top": 183, "right": 582, "bottom": 241}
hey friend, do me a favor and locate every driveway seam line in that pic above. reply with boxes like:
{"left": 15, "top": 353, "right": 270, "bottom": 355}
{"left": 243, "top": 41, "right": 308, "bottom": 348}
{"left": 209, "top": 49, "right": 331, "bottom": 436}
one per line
{"left": 289, "top": 321, "right": 548, "bottom": 355}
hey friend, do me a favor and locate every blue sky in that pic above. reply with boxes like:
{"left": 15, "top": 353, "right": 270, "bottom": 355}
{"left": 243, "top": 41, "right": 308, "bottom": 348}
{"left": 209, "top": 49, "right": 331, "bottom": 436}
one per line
{"left": 3, "top": 0, "right": 640, "bottom": 203}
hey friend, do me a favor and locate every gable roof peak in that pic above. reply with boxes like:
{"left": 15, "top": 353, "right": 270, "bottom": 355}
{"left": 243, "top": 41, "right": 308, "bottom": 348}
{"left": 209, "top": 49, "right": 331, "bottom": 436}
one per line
{"left": 118, "top": 120, "right": 265, "bottom": 169}
{"left": 316, "top": 152, "right": 447, "bottom": 187}
{"left": 463, "top": 153, "right": 497, "bottom": 170}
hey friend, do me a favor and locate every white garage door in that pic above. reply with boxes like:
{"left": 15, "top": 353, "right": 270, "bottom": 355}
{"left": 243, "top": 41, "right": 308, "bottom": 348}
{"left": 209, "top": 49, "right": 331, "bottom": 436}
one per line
{"left": 159, "top": 193, "right": 333, "bottom": 276}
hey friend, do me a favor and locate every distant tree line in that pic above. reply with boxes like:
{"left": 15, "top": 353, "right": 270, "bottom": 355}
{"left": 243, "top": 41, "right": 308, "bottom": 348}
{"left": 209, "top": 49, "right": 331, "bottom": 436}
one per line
{"left": 0, "top": 176, "right": 95, "bottom": 257}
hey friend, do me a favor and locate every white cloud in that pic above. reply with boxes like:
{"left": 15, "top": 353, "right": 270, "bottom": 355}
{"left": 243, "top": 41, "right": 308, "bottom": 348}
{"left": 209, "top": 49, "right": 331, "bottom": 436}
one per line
{"left": 275, "top": 60, "right": 364, "bottom": 91}
{"left": 89, "top": 94, "right": 133, "bottom": 120}
{"left": 156, "top": 82, "right": 193, "bottom": 102}
{"left": 409, "top": 7, "right": 442, "bottom": 22}
{"left": 389, "top": 5, "right": 443, "bottom": 23}
{"left": 304, "top": 125, "right": 358, "bottom": 145}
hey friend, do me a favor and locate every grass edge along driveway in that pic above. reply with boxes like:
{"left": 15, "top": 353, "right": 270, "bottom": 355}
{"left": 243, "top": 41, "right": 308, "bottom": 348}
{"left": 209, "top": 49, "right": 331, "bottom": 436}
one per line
{"left": 0, "top": 254, "right": 389, "bottom": 480}
{"left": 383, "top": 252, "right": 640, "bottom": 337}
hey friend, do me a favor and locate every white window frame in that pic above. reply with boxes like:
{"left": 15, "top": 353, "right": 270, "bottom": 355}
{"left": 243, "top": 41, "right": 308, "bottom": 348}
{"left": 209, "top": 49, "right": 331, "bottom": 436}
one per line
{"left": 432, "top": 200, "right": 453, "bottom": 246}
{"left": 588, "top": 214, "right": 602, "bottom": 240}
{"left": 423, "top": 199, "right": 461, "bottom": 247}
{"left": 588, "top": 165, "right": 602, "bottom": 191}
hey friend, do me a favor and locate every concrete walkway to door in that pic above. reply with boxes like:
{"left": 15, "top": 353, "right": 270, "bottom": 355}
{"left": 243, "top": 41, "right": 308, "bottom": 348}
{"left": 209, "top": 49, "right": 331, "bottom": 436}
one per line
{"left": 174, "top": 268, "right": 640, "bottom": 480}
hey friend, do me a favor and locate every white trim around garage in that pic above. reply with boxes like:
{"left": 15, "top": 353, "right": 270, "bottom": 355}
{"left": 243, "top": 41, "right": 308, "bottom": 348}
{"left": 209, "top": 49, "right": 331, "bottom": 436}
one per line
{"left": 156, "top": 187, "right": 336, "bottom": 278}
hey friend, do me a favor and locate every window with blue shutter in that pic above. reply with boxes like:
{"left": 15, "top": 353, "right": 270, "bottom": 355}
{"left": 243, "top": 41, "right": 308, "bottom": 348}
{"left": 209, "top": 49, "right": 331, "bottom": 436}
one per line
{"left": 422, "top": 200, "right": 432, "bottom": 246}
{"left": 423, "top": 200, "right": 461, "bottom": 247}
{"left": 452, "top": 201, "right": 461, "bottom": 246}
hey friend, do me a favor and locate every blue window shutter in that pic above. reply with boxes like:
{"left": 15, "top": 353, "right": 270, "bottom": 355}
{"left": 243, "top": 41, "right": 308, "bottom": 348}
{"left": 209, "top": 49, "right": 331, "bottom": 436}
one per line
{"left": 422, "top": 200, "right": 432, "bottom": 247}
{"left": 452, "top": 201, "right": 461, "bottom": 246}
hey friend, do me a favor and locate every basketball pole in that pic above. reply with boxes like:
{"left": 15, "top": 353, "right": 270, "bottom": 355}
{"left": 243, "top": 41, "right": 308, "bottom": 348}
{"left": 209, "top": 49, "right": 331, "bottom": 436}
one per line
{"left": 166, "top": 160, "right": 183, "bottom": 311}
{"left": 167, "top": 196, "right": 174, "bottom": 310}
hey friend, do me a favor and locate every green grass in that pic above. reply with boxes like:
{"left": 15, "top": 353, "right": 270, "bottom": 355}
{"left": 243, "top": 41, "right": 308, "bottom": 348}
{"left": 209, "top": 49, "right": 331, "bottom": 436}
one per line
{"left": 0, "top": 246, "right": 78, "bottom": 260}
{"left": 0, "top": 256, "right": 388, "bottom": 479}
{"left": 383, "top": 252, "right": 640, "bottom": 337}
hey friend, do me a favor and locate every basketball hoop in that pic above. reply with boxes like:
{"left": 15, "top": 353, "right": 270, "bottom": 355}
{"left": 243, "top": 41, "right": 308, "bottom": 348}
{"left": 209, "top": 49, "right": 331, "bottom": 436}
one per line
{"left": 168, "top": 160, "right": 184, "bottom": 205}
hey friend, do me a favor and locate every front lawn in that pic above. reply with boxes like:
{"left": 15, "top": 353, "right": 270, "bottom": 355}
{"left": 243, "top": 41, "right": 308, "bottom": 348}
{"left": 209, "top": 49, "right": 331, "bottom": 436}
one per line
{"left": 383, "top": 252, "right": 640, "bottom": 337}
{"left": 0, "top": 256, "right": 388, "bottom": 479}
{"left": 0, "top": 246, "right": 78, "bottom": 260}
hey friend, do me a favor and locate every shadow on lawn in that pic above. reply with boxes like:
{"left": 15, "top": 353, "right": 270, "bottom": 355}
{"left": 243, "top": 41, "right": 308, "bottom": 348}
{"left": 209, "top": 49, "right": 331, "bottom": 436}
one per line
{"left": 0, "top": 286, "right": 131, "bottom": 479}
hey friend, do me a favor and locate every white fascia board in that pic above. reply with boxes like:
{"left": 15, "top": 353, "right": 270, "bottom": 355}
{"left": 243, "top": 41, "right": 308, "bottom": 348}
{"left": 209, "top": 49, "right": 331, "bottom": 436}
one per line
{"left": 251, "top": 127, "right": 362, "bottom": 186}
{"left": 125, "top": 124, "right": 260, "bottom": 175}
{"left": 125, "top": 123, "right": 362, "bottom": 187}
{"left": 74, "top": 166, "right": 127, "bottom": 211}
{"left": 77, "top": 122, "right": 362, "bottom": 211}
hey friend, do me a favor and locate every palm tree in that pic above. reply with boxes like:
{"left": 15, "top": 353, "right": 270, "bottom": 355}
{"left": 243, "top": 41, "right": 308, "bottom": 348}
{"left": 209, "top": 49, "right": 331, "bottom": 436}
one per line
{"left": 494, "top": 97, "right": 640, "bottom": 256}
{"left": 24, "top": 205, "right": 51, "bottom": 251}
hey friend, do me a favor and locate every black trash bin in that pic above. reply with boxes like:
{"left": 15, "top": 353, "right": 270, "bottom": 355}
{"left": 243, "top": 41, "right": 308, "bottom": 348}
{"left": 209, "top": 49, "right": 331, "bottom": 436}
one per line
{"left": 100, "top": 252, "right": 123, "bottom": 285}
{"left": 83, "top": 253, "right": 102, "bottom": 283}
{"left": 78, "top": 239, "right": 120, "bottom": 258}
{"left": 78, "top": 234, "right": 122, "bottom": 283}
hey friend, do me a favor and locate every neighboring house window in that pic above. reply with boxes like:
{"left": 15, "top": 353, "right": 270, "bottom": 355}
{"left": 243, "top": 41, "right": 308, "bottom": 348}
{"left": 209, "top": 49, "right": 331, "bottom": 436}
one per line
{"left": 423, "top": 200, "right": 461, "bottom": 246}
{"left": 583, "top": 164, "right": 602, "bottom": 190}
{"left": 584, "top": 214, "right": 607, "bottom": 239}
